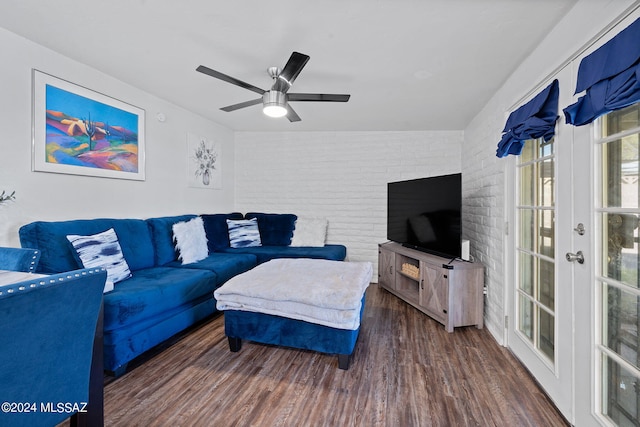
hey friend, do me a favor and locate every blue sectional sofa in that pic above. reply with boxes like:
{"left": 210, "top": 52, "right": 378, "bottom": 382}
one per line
{"left": 19, "top": 212, "right": 346, "bottom": 376}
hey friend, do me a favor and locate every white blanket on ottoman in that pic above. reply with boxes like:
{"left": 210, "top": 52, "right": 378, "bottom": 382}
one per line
{"left": 214, "top": 258, "right": 373, "bottom": 330}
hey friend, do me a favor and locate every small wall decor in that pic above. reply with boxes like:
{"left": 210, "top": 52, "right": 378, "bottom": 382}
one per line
{"left": 32, "top": 70, "right": 145, "bottom": 180}
{"left": 187, "top": 133, "right": 221, "bottom": 189}
{"left": 0, "top": 191, "right": 15, "bottom": 205}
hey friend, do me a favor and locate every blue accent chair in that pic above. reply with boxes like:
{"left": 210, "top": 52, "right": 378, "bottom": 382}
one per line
{"left": 0, "top": 268, "right": 106, "bottom": 427}
{"left": 0, "top": 247, "right": 40, "bottom": 272}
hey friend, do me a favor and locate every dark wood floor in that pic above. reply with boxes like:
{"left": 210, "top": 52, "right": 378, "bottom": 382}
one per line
{"left": 98, "top": 284, "right": 568, "bottom": 426}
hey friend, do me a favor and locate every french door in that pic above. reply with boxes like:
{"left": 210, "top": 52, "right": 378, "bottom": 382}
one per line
{"left": 506, "top": 65, "right": 576, "bottom": 421}
{"left": 579, "top": 103, "right": 640, "bottom": 426}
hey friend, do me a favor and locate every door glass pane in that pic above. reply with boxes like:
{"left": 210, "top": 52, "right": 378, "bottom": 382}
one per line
{"left": 520, "top": 164, "right": 535, "bottom": 205}
{"left": 521, "top": 138, "right": 535, "bottom": 162}
{"left": 520, "top": 210, "right": 534, "bottom": 251}
{"left": 539, "top": 210, "right": 555, "bottom": 258}
{"left": 602, "top": 213, "right": 640, "bottom": 290}
{"left": 519, "top": 252, "right": 534, "bottom": 295}
{"left": 602, "top": 283, "right": 640, "bottom": 369}
{"left": 519, "top": 294, "right": 534, "bottom": 341}
{"left": 539, "top": 158, "right": 555, "bottom": 207}
{"left": 516, "top": 137, "right": 556, "bottom": 364}
{"left": 602, "top": 103, "right": 640, "bottom": 136}
{"left": 538, "top": 259, "right": 555, "bottom": 310}
{"left": 602, "top": 354, "right": 640, "bottom": 426}
{"left": 540, "top": 137, "right": 554, "bottom": 157}
{"left": 538, "top": 307, "right": 555, "bottom": 360}
{"left": 602, "top": 134, "right": 639, "bottom": 209}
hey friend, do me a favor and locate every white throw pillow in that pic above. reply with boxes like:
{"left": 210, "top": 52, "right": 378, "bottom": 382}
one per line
{"left": 67, "top": 228, "right": 132, "bottom": 284}
{"left": 290, "top": 217, "right": 328, "bottom": 247}
{"left": 173, "top": 216, "right": 209, "bottom": 264}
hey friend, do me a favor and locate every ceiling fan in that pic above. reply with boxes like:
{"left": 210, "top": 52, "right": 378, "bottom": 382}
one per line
{"left": 196, "top": 52, "right": 350, "bottom": 122}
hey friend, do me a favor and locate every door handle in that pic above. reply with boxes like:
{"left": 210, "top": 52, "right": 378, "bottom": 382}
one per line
{"left": 565, "top": 251, "right": 584, "bottom": 264}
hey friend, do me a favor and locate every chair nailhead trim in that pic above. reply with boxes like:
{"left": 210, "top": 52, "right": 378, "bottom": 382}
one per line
{"left": 0, "top": 267, "right": 104, "bottom": 296}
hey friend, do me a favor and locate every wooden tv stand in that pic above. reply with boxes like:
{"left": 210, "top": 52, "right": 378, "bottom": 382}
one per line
{"left": 378, "top": 242, "right": 484, "bottom": 332}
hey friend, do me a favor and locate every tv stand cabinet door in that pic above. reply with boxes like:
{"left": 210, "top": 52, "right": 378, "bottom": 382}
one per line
{"left": 378, "top": 246, "right": 395, "bottom": 290}
{"left": 420, "top": 263, "right": 448, "bottom": 326}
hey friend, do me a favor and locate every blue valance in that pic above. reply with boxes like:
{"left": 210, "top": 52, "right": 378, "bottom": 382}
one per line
{"left": 496, "top": 79, "right": 559, "bottom": 158}
{"left": 564, "top": 17, "right": 640, "bottom": 126}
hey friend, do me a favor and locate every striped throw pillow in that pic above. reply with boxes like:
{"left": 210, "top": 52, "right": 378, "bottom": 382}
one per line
{"left": 67, "top": 228, "right": 132, "bottom": 284}
{"left": 226, "top": 218, "right": 262, "bottom": 248}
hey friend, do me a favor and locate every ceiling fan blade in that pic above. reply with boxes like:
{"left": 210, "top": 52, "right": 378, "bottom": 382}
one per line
{"left": 273, "top": 52, "right": 310, "bottom": 92}
{"left": 196, "top": 65, "right": 266, "bottom": 95}
{"left": 288, "top": 93, "right": 351, "bottom": 102}
{"left": 220, "top": 98, "right": 263, "bottom": 112}
{"left": 286, "top": 104, "right": 301, "bottom": 122}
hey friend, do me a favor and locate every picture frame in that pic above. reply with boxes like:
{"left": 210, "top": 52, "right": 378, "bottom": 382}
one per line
{"left": 187, "top": 132, "right": 222, "bottom": 189}
{"left": 32, "top": 70, "right": 146, "bottom": 180}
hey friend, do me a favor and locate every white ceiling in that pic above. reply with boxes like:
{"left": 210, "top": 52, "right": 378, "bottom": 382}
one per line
{"left": 0, "top": 0, "right": 577, "bottom": 132}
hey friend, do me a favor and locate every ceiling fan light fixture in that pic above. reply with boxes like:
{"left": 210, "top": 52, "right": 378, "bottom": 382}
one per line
{"left": 197, "top": 52, "right": 351, "bottom": 122}
{"left": 262, "top": 90, "right": 288, "bottom": 118}
{"left": 263, "top": 105, "right": 287, "bottom": 118}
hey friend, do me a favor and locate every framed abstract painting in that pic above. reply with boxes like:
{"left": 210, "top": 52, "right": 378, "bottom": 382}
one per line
{"left": 32, "top": 70, "right": 146, "bottom": 180}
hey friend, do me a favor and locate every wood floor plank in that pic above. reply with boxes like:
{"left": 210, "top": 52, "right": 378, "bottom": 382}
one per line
{"left": 64, "top": 284, "right": 569, "bottom": 426}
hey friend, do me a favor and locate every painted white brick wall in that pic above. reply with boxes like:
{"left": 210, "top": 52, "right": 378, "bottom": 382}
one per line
{"left": 234, "top": 131, "right": 463, "bottom": 277}
{"left": 462, "top": 96, "right": 507, "bottom": 343}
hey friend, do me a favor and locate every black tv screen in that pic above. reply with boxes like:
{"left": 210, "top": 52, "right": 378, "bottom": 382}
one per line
{"left": 387, "top": 173, "right": 462, "bottom": 259}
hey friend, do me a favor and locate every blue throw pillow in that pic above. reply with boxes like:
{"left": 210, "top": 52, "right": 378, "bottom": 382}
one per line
{"left": 67, "top": 228, "right": 132, "bottom": 284}
{"left": 245, "top": 213, "right": 297, "bottom": 246}
{"left": 201, "top": 213, "right": 244, "bottom": 252}
{"left": 226, "top": 218, "right": 262, "bottom": 248}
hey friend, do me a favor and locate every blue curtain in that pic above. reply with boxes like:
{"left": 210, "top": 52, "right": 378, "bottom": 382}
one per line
{"left": 496, "top": 79, "right": 559, "bottom": 158}
{"left": 564, "top": 17, "right": 640, "bottom": 126}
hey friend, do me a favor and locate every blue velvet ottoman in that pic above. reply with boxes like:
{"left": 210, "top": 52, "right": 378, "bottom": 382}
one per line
{"left": 214, "top": 259, "right": 372, "bottom": 370}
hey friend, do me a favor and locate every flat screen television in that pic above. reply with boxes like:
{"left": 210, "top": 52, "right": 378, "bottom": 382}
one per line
{"left": 387, "top": 173, "right": 462, "bottom": 259}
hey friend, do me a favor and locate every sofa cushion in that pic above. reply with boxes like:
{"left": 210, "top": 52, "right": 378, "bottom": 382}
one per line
{"left": 146, "top": 214, "right": 197, "bottom": 266}
{"left": 19, "top": 219, "right": 155, "bottom": 274}
{"left": 103, "top": 297, "right": 216, "bottom": 372}
{"left": 227, "top": 218, "right": 262, "bottom": 248}
{"left": 102, "top": 266, "right": 217, "bottom": 333}
{"left": 167, "top": 252, "right": 257, "bottom": 285}
{"left": 172, "top": 216, "right": 208, "bottom": 265}
{"left": 245, "top": 213, "right": 297, "bottom": 246}
{"left": 67, "top": 228, "right": 132, "bottom": 284}
{"left": 201, "top": 213, "right": 244, "bottom": 252}
{"left": 221, "top": 244, "right": 347, "bottom": 264}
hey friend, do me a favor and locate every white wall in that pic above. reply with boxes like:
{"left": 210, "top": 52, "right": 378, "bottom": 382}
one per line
{"left": 234, "top": 131, "right": 463, "bottom": 273}
{"left": 0, "top": 28, "right": 236, "bottom": 247}
{"left": 462, "top": 0, "right": 638, "bottom": 342}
